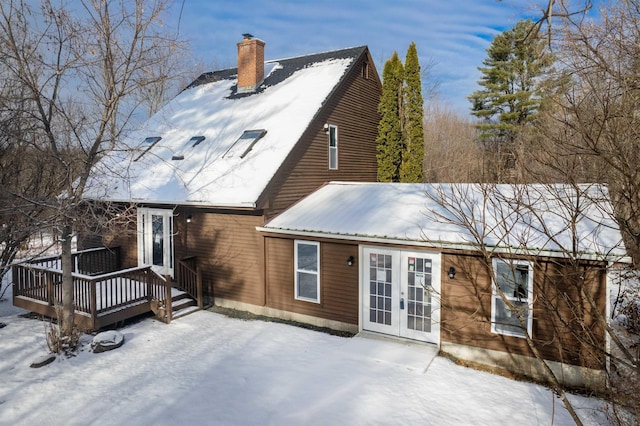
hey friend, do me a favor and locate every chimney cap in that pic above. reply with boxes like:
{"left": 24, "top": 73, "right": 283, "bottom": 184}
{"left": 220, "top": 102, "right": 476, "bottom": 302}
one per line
{"left": 242, "top": 33, "right": 253, "bottom": 40}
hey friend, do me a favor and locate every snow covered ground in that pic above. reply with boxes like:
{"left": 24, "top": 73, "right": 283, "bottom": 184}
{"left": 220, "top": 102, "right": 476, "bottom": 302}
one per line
{"left": 0, "top": 280, "right": 609, "bottom": 426}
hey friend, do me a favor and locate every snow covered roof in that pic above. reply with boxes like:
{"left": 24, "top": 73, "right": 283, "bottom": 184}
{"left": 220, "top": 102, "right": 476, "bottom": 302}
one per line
{"left": 261, "top": 182, "right": 628, "bottom": 261}
{"left": 87, "top": 47, "right": 366, "bottom": 207}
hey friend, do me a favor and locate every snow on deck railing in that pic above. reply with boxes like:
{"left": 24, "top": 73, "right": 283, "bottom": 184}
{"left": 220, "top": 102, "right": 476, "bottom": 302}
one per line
{"left": 12, "top": 260, "right": 169, "bottom": 326}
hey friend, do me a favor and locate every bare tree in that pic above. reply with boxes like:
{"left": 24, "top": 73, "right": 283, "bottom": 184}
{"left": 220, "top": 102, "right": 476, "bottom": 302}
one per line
{"left": 422, "top": 99, "right": 482, "bottom": 182}
{"left": 425, "top": 182, "right": 635, "bottom": 425}
{"left": 0, "top": 0, "right": 186, "bottom": 348}
{"left": 525, "top": 0, "right": 640, "bottom": 267}
{"left": 0, "top": 61, "right": 64, "bottom": 298}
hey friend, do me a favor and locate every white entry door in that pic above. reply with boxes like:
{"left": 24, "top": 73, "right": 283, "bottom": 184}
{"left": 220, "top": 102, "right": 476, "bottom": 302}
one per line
{"left": 137, "top": 208, "right": 174, "bottom": 277}
{"left": 362, "top": 247, "right": 441, "bottom": 344}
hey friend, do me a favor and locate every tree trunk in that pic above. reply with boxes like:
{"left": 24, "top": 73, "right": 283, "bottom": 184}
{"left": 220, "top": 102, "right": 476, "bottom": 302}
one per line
{"left": 60, "top": 224, "right": 74, "bottom": 336}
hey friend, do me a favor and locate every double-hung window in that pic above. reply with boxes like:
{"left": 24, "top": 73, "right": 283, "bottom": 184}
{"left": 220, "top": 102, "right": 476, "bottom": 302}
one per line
{"left": 491, "top": 258, "right": 533, "bottom": 338}
{"left": 294, "top": 240, "right": 320, "bottom": 303}
{"left": 328, "top": 125, "right": 338, "bottom": 170}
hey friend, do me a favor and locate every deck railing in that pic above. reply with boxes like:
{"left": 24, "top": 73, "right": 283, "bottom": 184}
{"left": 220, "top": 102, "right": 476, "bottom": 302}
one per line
{"left": 13, "top": 264, "right": 166, "bottom": 312}
{"left": 12, "top": 247, "right": 172, "bottom": 330}
{"left": 76, "top": 247, "right": 121, "bottom": 275}
{"left": 27, "top": 247, "right": 121, "bottom": 275}
{"left": 176, "top": 256, "right": 203, "bottom": 309}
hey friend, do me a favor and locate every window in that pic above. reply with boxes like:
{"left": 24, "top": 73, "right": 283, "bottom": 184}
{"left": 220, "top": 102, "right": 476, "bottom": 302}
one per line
{"left": 294, "top": 240, "right": 320, "bottom": 303}
{"left": 362, "top": 62, "right": 369, "bottom": 79}
{"left": 134, "top": 136, "right": 162, "bottom": 161}
{"left": 172, "top": 136, "right": 206, "bottom": 160}
{"left": 328, "top": 125, "right": 338, "bottom": 170}
{"left": 223, "top": 129, "right": 267, "bottom": 159}
{"left": 491, "top": 258, "right": 533, "bottom": 338}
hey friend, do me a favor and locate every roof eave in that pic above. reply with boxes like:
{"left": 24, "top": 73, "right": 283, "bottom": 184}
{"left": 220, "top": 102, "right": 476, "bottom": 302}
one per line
{"left": 87, "top": 196, "right": 257, "bottom": 210}
{"left": 256, "top": 226, "right": 631, "bottom": 263}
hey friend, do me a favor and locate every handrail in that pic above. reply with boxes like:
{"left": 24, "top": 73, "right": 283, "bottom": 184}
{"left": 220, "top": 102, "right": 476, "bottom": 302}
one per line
{"left": 12, "top": 259, "right": 173, "bottom": 327}
{"left": 16, "top": 262, "right": 147, "bottom": 279}
{"left": 176, "top": 257, "right": 202, "bottom": 309}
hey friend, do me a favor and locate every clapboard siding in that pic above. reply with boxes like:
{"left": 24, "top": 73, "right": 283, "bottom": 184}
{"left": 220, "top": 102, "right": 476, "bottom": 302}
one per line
{"left": 440, "top": 252, "right": 606, "bottom": 368}
{"left": 266, "top": 237, "right": 359, "bottom": 325}
{"left": 262, "top": 48, "right": 381, "bottom": 218}
{"left": 175, "top": 208, "right": 265, "bottom": 306}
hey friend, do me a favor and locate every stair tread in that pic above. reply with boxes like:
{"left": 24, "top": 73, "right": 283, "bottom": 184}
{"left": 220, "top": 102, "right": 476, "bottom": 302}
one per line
{"left": 172, "top": 298, "right": 196, "bottom": 306}
{"left": 172, "top": 305, "right": 200, "bottom": 319}
{"left": 170, "top": 288, "right": 188, "bottom": 297}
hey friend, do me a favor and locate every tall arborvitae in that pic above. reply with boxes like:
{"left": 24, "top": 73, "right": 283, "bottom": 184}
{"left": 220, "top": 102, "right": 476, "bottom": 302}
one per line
{"left": 376, "top": 52, "right": 404, "bottom": 182}
{"left": 400, "top": 42, "right": 424, "bottom": 182}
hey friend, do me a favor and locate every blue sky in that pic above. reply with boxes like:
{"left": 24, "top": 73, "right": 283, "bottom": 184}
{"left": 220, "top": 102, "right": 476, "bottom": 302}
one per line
{"left": 167, "top": 0, "right": 544, "bottom": 113}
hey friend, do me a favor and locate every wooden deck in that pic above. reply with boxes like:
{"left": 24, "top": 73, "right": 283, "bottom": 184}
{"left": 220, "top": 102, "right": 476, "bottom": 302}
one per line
{"left": 12, "top": 247, "right": 202, "bottom": 330}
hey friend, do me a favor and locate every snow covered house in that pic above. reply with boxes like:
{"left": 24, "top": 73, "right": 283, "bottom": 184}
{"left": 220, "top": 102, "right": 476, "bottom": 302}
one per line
{"left": 258, "top": 181, "right": 629, "bottom": 391}
{"left": 13, "top": 37, "right": 381, "bottom": 329}
{"left": 93, "top": 39, "right": 382, "bottom": 295}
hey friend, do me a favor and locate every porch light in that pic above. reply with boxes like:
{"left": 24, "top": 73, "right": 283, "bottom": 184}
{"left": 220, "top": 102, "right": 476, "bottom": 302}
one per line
{"left": 186, "top": 215, "right": 192, "bottom": 223}
{"left": 347, "top": 256, "right": 355, "bottom": 266}
{"left": 448, "top": 266, "right": 456, "bottom": 279}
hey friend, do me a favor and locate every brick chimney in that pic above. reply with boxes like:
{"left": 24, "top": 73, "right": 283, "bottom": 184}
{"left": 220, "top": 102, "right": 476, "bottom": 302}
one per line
{"left": 237, "top": 34, "right": 265, "bottom": 93}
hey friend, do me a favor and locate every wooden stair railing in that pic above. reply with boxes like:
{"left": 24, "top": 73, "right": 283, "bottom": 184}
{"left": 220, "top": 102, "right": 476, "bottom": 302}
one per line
{"left": 175, "top": 257, "right": 203, "bottom": 309}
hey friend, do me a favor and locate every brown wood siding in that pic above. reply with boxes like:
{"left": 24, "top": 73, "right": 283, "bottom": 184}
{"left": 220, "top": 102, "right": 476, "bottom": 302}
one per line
{"left": 262, "top": 49, "right": 382, "bottom": 219}
{"left": 86, "top": 221, "right": 138, "bottom": 270}
{"left": 80, "top": 206, "right": 266, "bottom": 306}
{"left": 174, "top": 208, "right": 265, "bottom": 306}
{"left": 441, "top": 252, "right": 607, "bottom": 369}
{"left": 265, "top": 236, "right": 359, "bottom": 325}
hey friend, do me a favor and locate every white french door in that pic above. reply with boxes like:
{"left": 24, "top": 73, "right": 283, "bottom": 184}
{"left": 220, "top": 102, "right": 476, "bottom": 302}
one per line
{"left": 137, "top": 208, "right": 174, "bottom": 277}
{"left": 362, "top": 247, "right": 441, "bottom": 344}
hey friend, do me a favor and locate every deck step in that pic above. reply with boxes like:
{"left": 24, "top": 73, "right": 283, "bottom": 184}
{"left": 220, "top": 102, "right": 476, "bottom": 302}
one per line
{"left": 172, "top": 305, "right": 200, "bottom": 320}
{"left": 170, "top": 290, "right": 199, "bottom": 321}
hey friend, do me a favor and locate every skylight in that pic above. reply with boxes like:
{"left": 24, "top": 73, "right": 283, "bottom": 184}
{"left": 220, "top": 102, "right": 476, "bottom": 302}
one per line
{"left": 223, "top": 129, "right": 267, "bottom": 159}
{"left": 134, "top": 136, "right": 162, "bottom": 161}
{"left": 172, "top": 136, "right": 206, "bottom": 161}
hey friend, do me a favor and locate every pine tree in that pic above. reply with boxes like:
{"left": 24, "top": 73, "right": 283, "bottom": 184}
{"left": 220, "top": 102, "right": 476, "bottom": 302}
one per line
{"left": 376, "top": 52, "right": 404, "bottom": 182}
{"left": 468, "top": 20, "right": 551, "bottom": 178}
{"left": 400, "top": 42, "right": 424, "bottom": 182}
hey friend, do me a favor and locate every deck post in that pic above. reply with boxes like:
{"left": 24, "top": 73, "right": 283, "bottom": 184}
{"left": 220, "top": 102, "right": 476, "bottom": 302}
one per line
{"left": 11, "top": 264, "right": 18, "bottom": 303}
{"left": 196, "top": 267, "right": 203, "bottom": 309}
{"left": 46, "top": 269, "right": 54, "bottom": 307}
{"left": 146, "top": 269, "right": 152, "bottom": 303}
{"left": 165, "top": 277, "right": 172, "bottom": 324}
{"left": 89, "top": 278, "right": 97, "bottom": 325}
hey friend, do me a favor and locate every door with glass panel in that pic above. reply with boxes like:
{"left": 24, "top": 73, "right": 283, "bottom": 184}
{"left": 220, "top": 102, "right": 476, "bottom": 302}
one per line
{"left": 137, "top": 208, "right": 174, "bottom": 277}
{"left": 362, "top": 247, "right": 441, "bottom": 344}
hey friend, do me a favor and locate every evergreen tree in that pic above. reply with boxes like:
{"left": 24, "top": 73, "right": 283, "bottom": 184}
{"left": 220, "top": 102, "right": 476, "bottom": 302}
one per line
{"left": 468, "top": 20, "right": 551, "bottom": 179}
{"left": 400, "top": 42, "right": 424, "bottom": 182}
{"left": 376, "top": 52, "right": 404, "bottom": 182}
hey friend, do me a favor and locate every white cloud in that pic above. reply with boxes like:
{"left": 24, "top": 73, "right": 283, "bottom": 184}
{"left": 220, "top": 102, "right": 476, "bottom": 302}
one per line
{"left": 171, "top": 0, "right": 540, "bottom": 113}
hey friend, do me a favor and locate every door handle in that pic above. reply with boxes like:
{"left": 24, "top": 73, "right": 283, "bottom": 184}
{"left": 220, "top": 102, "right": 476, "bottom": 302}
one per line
{"left": 400, "top": 298, "right": 405, "bottom": 310}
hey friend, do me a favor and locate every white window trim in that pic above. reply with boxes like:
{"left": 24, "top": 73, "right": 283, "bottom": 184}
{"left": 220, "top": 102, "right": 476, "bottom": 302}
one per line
{"left": 490, "top": 258, "right": 533, "bottom": 338}
{"left": 137, "top": 207, "right": 174, "bottom": 277}
{"left": 294, "top": 240, "right": 320, "bottom": 303}
{"left": 328, "top": 125, "right": 338, "bottom": 170}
